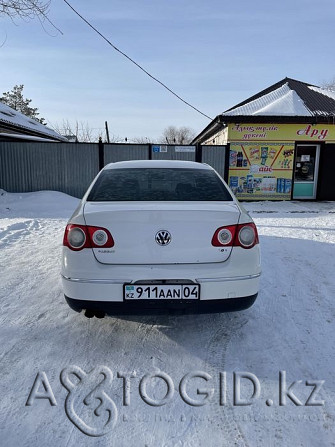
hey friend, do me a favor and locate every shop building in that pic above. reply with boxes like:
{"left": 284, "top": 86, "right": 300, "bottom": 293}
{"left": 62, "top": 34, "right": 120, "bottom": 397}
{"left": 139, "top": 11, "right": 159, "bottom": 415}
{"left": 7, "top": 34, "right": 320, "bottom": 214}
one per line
{"left": 192, "top": 78, "right": 335, "bottom": 200}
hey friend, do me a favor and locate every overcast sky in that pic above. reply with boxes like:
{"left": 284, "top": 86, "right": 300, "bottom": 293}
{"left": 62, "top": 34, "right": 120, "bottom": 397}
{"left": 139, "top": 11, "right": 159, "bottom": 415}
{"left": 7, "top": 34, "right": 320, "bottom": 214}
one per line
{"left": 1, "top": 0, "right": 334, "bottom": 141}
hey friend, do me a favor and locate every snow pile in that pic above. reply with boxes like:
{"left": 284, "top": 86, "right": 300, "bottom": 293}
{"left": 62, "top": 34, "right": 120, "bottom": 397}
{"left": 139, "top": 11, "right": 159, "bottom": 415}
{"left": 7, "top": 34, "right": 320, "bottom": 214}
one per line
{"left": 0, "top": 189, "right": 79, "bottom": 219}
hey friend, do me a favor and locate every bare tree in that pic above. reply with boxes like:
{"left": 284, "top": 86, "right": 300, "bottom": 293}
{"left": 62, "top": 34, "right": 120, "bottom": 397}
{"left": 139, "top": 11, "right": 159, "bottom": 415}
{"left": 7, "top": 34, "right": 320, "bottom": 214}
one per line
{"left": 323, "top": 77, "right": 335, "bottom": 91}
{"left": 51, "top": 120, "right": 96, "bottom": 143}
{"left": 107, "top": 134, "right": 123, "bottom": 143}
{"left": 51, "top": 119, "right": 122, "bottom": 143}
{"left": 131, "top": 136, "right": 156, "bottom": 144}
{"left": 0, "top": 0, "right": 50, "bottom": 20}
{"left": 77, "top": 121, "right": 98, "bottom": 143}
{"left": 160, "top": 125, "right": 196, "bottom": 145}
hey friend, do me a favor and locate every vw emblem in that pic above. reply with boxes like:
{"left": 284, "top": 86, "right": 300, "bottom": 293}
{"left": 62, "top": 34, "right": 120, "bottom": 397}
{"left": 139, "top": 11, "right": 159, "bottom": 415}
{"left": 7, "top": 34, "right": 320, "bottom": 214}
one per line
{"left": 155, "top": 230, "right": 171, "bottom": 246}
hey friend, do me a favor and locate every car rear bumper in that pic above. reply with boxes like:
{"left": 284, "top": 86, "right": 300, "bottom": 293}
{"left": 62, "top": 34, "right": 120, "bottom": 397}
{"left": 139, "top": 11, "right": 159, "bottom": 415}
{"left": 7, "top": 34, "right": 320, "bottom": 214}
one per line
{"left": 65, "top": 293, "right": 258, "bottom": 315}
{"left": 61, "top": 272, "right": 260, "bottom": 310}
{"left": 61, "top": 244, "right": 261, "bottom": 312}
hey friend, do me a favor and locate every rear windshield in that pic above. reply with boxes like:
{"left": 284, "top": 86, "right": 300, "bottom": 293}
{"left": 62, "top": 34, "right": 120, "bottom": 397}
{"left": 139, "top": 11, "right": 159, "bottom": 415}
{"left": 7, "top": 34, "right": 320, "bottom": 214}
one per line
{"left": 87, "top": 168, "right": 233, "bottom": 202}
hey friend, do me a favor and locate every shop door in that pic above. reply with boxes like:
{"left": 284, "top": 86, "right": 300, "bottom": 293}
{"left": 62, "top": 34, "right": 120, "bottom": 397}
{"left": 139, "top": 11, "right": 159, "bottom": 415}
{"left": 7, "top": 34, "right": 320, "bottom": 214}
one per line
{"left": 293, "top": 145, "right": 320, "bottom": 199}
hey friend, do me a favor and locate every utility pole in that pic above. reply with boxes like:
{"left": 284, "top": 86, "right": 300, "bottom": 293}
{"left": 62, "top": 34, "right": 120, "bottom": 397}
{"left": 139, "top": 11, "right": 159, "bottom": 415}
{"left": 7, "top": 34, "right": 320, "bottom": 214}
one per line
{"left": 105, "top": 121, "right": 110, "bottom": 143}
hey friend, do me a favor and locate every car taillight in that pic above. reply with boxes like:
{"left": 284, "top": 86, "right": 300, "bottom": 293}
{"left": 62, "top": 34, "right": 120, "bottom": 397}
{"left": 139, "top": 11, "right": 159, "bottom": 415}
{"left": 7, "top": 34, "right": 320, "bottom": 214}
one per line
{"left": 212, "top": 223, "right": 258, "bottom": 249}
{"left": 236, "top": 223, "right": 259, "bottom": 248}
{"left": 90, "top": 229, "right": 109, "bottom": 246}
{"left": 211, "top": 225, "right": 237, "bottom": 247}
{"left": 63, "top": 224, "right": 114, "bottom": 251}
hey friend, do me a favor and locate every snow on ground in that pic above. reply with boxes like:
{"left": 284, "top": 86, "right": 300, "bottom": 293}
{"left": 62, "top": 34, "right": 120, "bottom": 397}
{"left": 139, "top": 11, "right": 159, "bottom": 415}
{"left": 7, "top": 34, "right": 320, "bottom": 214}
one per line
{"left": 0, "top": 190, "right": 334, "bottom": 447}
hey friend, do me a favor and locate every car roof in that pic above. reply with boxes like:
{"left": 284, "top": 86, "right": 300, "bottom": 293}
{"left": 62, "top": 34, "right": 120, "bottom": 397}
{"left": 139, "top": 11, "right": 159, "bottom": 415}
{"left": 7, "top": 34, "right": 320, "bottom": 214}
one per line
{"left": 103, "top": 160, "right": 212, "bottom": 170}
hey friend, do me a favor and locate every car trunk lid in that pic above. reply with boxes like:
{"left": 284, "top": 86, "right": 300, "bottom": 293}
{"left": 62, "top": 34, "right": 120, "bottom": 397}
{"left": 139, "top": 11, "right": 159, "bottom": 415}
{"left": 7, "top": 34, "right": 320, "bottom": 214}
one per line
{"left": 83, "top": 202, "right": 240, "bottom": 264}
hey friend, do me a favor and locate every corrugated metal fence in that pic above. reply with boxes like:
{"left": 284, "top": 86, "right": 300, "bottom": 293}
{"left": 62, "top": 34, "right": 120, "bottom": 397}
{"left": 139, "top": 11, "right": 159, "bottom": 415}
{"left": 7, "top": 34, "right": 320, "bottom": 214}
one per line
{"left": 104, "top": 144, "right": 148, "bottom": 164}
{"left": 0, "top": 141, "right": 227, "bottom": 198}
{"left": 202, "top": 145, "right": 227, "bottom": 180}
{"left": 0, "top": 142, "right": 99, "bottom": 198}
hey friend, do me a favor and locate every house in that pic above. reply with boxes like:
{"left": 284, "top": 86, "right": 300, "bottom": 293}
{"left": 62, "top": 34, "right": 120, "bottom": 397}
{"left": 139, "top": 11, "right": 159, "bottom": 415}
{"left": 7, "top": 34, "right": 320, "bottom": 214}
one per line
{"left": 0, "top": 101, "right": 67, "bottom": 142}
{"left": 192, "top": 78, "right": 335, "bottom": 200}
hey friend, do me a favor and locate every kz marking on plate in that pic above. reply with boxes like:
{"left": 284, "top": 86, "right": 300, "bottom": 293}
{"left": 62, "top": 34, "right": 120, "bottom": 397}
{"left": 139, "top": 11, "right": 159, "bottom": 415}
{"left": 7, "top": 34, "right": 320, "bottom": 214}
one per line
{"left": 124, "top": 284, "right": 200, "bottom": 300}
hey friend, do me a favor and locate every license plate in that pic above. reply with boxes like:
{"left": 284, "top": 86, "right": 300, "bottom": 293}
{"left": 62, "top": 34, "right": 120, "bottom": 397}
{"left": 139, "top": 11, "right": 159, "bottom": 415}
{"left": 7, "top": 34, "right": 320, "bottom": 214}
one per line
{"left": 124, "top": 284, "right": 200, "bottom": 300}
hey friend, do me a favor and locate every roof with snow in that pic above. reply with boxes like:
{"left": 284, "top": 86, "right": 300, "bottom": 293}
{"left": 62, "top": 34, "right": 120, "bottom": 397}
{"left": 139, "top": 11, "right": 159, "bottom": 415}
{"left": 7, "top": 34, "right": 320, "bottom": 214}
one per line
{"left": 0, "top": 101, "right": 67, "bottom": 142}
{"left": 223, "top": 78, "right": 335, "bottom": 118}
{"left": 192, "top": 78, "right": 335, "bottom": 144}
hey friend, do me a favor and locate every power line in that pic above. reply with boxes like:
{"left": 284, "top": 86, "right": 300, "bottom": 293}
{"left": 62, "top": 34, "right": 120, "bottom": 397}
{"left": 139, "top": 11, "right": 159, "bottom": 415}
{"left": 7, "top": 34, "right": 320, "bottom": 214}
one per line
{"left": 63, "top": 0, "right": 213, "bottom": 121}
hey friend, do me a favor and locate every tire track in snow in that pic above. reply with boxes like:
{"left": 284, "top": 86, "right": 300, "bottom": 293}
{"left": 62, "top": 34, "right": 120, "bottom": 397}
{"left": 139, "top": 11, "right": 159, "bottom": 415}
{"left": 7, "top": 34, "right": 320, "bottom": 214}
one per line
{"left": 198, "top": 314, "right": 250, "bottom": 447}
{"left": 0, "top": 219, "right": 43, "bottom": 248}
{"left": 268, "top": 245, "right": 333, "bottom": 428}
{"left": 64, "top": 314, "right": 164, "bottom": 447}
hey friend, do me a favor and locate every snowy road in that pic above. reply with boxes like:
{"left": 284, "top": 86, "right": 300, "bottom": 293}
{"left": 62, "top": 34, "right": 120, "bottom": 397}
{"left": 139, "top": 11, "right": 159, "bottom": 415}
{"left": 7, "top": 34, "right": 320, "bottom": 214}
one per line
{"left": 0, "top": 191, "right": 334, "bottom": 446}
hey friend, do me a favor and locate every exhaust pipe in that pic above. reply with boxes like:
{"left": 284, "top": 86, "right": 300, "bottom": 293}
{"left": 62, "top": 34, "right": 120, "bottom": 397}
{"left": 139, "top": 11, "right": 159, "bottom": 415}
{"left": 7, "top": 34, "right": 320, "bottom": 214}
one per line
{"left": 84, "top": 309, "right": 105, "bottom": 319}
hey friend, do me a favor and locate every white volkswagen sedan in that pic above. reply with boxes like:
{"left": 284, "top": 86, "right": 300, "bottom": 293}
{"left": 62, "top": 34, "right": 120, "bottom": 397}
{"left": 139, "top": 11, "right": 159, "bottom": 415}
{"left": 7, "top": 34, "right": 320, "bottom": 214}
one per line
{"left": 61, "top": 160, "right": 261, "bottom": 317}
